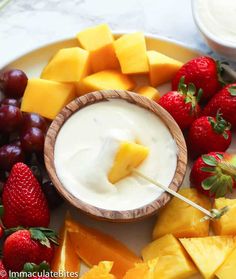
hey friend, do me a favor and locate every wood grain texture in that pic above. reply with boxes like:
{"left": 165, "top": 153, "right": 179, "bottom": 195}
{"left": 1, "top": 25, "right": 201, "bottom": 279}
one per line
{"left": 44, "top": 90, "right": 187, "bottom": 222}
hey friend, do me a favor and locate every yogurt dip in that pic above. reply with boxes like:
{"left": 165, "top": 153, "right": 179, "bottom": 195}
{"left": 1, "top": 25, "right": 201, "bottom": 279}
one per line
{"left": 194, "top": 0, "right": 236, "bottom": 44}
{"left": 54, "top": 99, "right": 177, "bottom": 211}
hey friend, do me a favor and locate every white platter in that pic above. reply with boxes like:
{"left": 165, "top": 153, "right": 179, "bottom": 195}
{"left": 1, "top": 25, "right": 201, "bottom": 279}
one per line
{"left": 2, "top": 34, "right": 233, "bottom": 279}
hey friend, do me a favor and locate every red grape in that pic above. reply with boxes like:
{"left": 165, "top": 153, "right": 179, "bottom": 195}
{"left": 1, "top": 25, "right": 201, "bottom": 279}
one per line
{"left": 0, "top": 105, "right": 23, "bottom": 133}
{"left": 0, "top": 143, "right": 25, "bottom": 171}
{"left": 0, "top": 69, "right": 28, "bottom": 98}
{"left": 21, "top": 127, "right": 45, "bottom": 153}
{"left": 22, "top": 113, "right": 48, "bottom": 132}
{"left": 1, "top": 98, "right": 20, "bottom": 108}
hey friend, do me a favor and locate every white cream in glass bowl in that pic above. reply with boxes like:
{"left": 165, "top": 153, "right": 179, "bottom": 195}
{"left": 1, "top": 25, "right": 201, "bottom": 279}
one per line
{"left": 192, "top": 0, "right": 236, "bottom": 60}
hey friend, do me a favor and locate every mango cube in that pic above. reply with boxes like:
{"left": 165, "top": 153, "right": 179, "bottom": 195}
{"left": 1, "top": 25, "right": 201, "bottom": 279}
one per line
{"left": 80, "top": 261, "right": 115, "bottom": 279}
{"left": 215, "top": 247, "right": 236, "bottom": 279}
{"left": 77, "top": 24, "right": 119, "bottom": 72}
{"left": 108, "top": 141, "right": 149, "bottom": 184}
{"left": 76, "top": 70, "right": 135, "bottom": 96}
{"left": 152, "top": 188, "right": 211, "bottom": 239}
{"left": 136, "top": 86, "right": 161, "bottom": 102}
{"left": 180, "top": 236, "right": 236, "bottom": 279}
{"left": 147, "top": 50, "right": 183, "bottom": 86}
{"left": 21, "top": 78, "right": 76, "bottom": 120}
{"left": 114, "top": 32, "right": 149, "bottom": 74}
{"left": 142, "top": 234, "right": 197, "bottom": 279}
{"left": 41, "top": 47, "right": 90, "bottom": 82}
{"left": 123, "top": 259, "right": 159, "bottom": 279}
{"left": 212, "top": 198, "right": 236, "bottom": 235}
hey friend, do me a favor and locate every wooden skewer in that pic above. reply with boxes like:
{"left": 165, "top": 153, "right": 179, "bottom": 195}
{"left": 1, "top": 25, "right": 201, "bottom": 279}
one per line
{"left": 133, "top": 169, "right": 228, "bottom": 220}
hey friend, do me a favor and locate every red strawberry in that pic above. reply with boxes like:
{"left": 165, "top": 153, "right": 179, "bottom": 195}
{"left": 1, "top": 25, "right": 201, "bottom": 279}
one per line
{"left": 203, "top": 84, "right": 236, "bottom": 128}
{"left": 158, "top": 77, "right": 202, "bottom": 130}
{"left": 188, "top": 112, "right": 232, "bottom": 158}
{"left": 3, "top": 228, "right": 58, "bottom": 271}
{"left": 0, "top": 260, "right": 8, "bottom": 279}
{"left": 2, "top": 162, "right": 50, "bottom": 228}
{"left": 172, "top": 56, "right": 222, "bottom": 101}
{"left": 190, "top": 152, "right": 236, "bottom": 197}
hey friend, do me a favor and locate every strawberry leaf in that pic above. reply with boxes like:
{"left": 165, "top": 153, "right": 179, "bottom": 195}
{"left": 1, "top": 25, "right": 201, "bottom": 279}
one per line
{"left": 30, "top": 228, "right": 51, "bottom": 248}
{"left": 0, "top": 205, "right": 4, "bottom": 217}
{"left": 202, "top": 155, "right": 218, "bottom": 166}
{"left": 216, "top": 153, "right": 224, "bottom": 160}
{"left": 23, "top": 261, "right": 50, "bottom": 273}
{"left": 202, "top": 175, "right": 218, "bottom": 190}
{"left": 201, "top": 167, "right": 216, "bottom": 173}
{"left": 30, "top": 227, "right": 59, "bottom": 246}
{"left": 228, "top": 86, "right": 236, "bottom": 96}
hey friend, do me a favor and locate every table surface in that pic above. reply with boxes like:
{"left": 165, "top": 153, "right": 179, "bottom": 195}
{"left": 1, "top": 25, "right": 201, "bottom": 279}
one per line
{"left": 0, "top": 0, "right": 221, "bottom": 67}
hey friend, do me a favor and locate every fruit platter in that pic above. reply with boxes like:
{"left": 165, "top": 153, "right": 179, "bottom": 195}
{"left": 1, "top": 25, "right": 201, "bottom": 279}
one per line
{"left": 0, "top": 24, "right": 236, "bottom": 279}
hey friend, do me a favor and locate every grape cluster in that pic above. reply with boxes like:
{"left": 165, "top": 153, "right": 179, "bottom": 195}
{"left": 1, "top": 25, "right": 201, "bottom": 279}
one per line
{"left": 0, "top": 69, "right": 48, "bottom": 169}
{"left": 0, "top": 69, "right": 63, "bottom": 209}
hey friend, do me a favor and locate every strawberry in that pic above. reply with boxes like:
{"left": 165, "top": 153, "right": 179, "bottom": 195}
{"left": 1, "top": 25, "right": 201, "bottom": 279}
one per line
{"left": 2, "top": 162, "right": 50, "bottom": 228}
{"left": 158, "top": 77, "right": 202, "bottom": 130}
{"left": 203, "top": 84, "right": 236, "bottom": 128}
{"left": 172, "top": 56, "right": 222, "bottom": 101}
{"left": 188, "top": 112, "right": 232, "bottom": 158}
{"left": 3, "top": 227, "right": 58, "bottom": 271}
{"left": 0, "top": 260, "right": 8, "bottom": 279}
{"left": 190, "top": 152, "right": 236, "bottom": 197}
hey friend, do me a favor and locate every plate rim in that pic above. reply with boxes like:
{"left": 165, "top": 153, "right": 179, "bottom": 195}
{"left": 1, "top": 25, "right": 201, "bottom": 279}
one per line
{"left": 1, "top": 31, "right": 203, "bottom": 69}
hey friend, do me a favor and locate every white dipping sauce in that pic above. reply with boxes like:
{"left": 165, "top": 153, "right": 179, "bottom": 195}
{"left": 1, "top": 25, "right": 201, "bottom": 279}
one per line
{"left": 195, "top": 0, "right": 236, "bottom": 43}
{"left": 54, "top": 100, "right": 177, "bottom": 210}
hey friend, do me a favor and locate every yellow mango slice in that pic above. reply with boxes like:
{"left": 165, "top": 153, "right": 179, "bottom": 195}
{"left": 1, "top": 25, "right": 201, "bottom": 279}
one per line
{"left": 123, "top": 258, "right": 159, "bottom": 279}
{"left": 212, "top": 198, "right": 236, "bottom": 235}
{"left": 136, "top": 86, "right": 161, "bottom": 102}
{"left": 80, "top": 261, "right": 115, "bottom": 279}
{"left": 114, "top": 32, "right": 149, "bottom": 74}
{"left": 76, "top": 70, "right": 135, "bottom": 95}
{"left": 51, "top": 216, "right": 80, "bottom": 277}
{"left": 147, "top": 50, "right": 183, "bottom": 86}
{"left": 21, "top": 78, "right": 76, "bottom": 120}
{"left": 41, "top": 47, "right": 90, "bottom": 82}
{"left": 66, "top": 216, "right": 141, "bottom": 279}
{"left": 153, "top": 188, "right": 211, "bottom": 239}
{"left": 142, "top": 234, "right": 196, "bottom": 279}
{"left": 180, "top": 236, "right": 236, "bottom": 279}
{"left": 215, "top": 247, "right": 236, "bottom": 279}
{"left": 77, "top": 24, "right": 119, "bottom": 72}
{"left": 108, "top": 141, "right": 149, "bottom": 184}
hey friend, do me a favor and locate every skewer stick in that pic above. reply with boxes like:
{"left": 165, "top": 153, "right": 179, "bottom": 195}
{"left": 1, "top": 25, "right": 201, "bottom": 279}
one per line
{"left": 133, "top": 169, "right": 228, "bottom": 220}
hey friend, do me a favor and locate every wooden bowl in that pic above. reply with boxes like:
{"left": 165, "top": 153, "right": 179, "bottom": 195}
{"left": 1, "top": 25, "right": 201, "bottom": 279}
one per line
{"left": 44, "top": 90, "right": 187, "bottom": 222}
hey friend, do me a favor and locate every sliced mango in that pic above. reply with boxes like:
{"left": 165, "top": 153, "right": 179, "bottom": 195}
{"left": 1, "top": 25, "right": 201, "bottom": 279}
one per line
{"left": 41, "top": 47, "right": 90, "bottom": 82}
{"left": 142, "top": 234, "right": 197, "bottom": 279}
{"left": 136, "top": 86, "right": 161, "bottom": 102}
{"left": 66, "top": 216, "right": 141, "bottom": 279}
{"left": 21, "top": 78, "right": 76, "bottom": 120}
{"left": 212, "top": 198, "right": 236, "bottom": 236}
{"left": 51, "top": 215, "right": 80, "bottom": 277}
{"left": 80, "top": 261, "right": 115, "bottom": 279}
{"left": 123, "top": 258, "right": 159, "bottom": 279}
{"left": 108, "top": 141, "right": 149, "bottom": 184}
{"left": 147, "top": 50, "right": 183, "bottom": 86}
{"left": 114, "top": 32, "right": 149, "bottom": 74}
{"left": 77, "top": 24, "right": 119, "bottom": 72}
{"left": 153, "top": 188, "right": 211, "bottom": 239}
{"left": 215, "top": 247, "right": 236, "bottom": 279}
{"left": 76, "top": 70, "right": 135, "bottom": 96}
{"left": 180, "top": 236, "right": 236, "bottom": 279}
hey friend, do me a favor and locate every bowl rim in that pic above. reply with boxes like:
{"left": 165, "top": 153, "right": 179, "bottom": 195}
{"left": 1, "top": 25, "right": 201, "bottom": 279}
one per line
{"left": 44, "top": 90, "right": 187, "bottom": 222}
{"left": 191, "top": 0, "right": 236, "bottom": 49}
